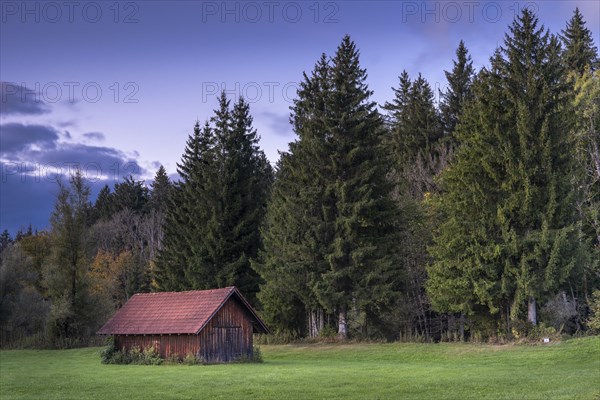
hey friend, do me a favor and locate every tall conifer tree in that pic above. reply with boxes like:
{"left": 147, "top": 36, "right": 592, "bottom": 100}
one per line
{"left": 156, "top": 122, "right": 215, "bottom": 291}
{"left": 428, "top": 10, "right": 582, "bottom": 330}
{"left": 258, "top": 36, "right": 401, "bottom": 339}
{"left": 149, "top": 165, "right": 171, "bottom": 213}
{"left": 156, "top": 95, "right": 271, "bottom": 301}
{"left": 561, "top": 8, "right": 598, "bottom": 74}
{"left": 440, "top": 40, "right": 475, "bottom": 142}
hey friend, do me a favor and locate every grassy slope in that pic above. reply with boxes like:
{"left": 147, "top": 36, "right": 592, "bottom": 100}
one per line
{"left": 1, "top": 337, "right": 599, "bottom": 400}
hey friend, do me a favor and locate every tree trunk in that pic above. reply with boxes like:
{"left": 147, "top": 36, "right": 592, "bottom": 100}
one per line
{"left": 317, "top": 308, "right": 324, "bottom": 334}
{"left": 528, "top": 296, "right": 537, "bottom": 326}
{"left": 338, "top": 308, "right": 348, "bottom": 340}
{"left": 590, "top": 132, "right": 600, "bottom": 182}
{"left": 308, "top": 309, "right": 325, "bottom": 338}
{"left": 459, "top": 312, "right": 465, "bottom": 341}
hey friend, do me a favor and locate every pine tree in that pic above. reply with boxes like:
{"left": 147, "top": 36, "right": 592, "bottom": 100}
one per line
{"left": 561, "top": 7, "right": 598, "bottom": 74}
{"left": 440, "top": 40, "right": 475, "bottom": 142}
{"left": 428, "top": 10, "right": 582, "bottom": 331}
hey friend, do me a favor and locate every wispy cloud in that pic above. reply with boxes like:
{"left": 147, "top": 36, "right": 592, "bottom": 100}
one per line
{"left": 259, "top": 110, "right": 293, "bottom": 137}
{"left": 83, "top": 131, "right": 106, "bottom": 142}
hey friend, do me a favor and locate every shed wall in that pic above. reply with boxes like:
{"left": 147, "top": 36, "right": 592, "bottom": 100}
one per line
{"left": 113, "top": 296, "right": 254, "bottom": 362}
{"left": 199, "top": 297, "right": 254, "bottom": 362}
{"left": 114, "top": 334, "right": 198, "bottom": 359}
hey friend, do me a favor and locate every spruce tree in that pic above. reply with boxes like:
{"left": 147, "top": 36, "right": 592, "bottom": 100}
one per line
{"left": 0, "top": 229, "right": 13, "bottom": 259}
{"left": 255, "top": 152, "right": 326, "bottom": 335}
{"left": 440, "top": 40, "right": 475, "bottom": 142}
{"left": 255, "top": 55, "right": 334, "bottom": 336}
{"left": 561, "top": 7, "right": 598, "bottom": 74}
{"left": 92, "top": 185, "right": 113, "bottom": 222}
{"left": 112, "top": 176, "right": 149, "bottom": 214}
{"left": 561, "top": 9, "right": 599, "bottom": 327}
{"left": 155, "top": 122, "right": 215, "bottom": 291}
{"left": 385, "top": 72, "right": 443, "bottom": 198}
{"left": 572, "top": 67, "right": 600, "bottom": 310}
{"left": 210, "top": 93, "right": 273, "bottom": 300}
{"left": 318, "top": 36, "right": 401, "bottom": 339}
{"left": 149, "top": 165, "right": 171, "bottom": 213}
{"left": 385, "top": 73, "right": 441, "bottom": 169}
{"left": 428, "top": 10, "right": 582, "bottom": 331}
{"left": 258, "top": 37, "right": 402, "bottom": 339}
{"left": 156, "top": 95, "right": 271, "bottom": 300}
{"left": 384, "top": 70, "right": 445, "bottom": 339}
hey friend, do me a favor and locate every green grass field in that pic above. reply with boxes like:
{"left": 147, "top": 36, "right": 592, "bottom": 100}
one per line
{"left": 1, "top": 337, "right": 599, "bottom": 399}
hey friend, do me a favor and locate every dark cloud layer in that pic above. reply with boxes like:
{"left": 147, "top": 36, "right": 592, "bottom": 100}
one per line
{"left": 0, "top": 123, "right": 59, "bottom": 157}
{"left": 0, "top": 82, "right": 51, "bottom": 116}
{"left": 0, "top": 123, "right": 145, "bottom": 235}
{"left": 30, "top": 143, "right": 145, "bottom": 178}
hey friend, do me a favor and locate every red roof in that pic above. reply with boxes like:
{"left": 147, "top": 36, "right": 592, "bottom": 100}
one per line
{"left": 97, "top": 286, "right": 268, "bottom": 335}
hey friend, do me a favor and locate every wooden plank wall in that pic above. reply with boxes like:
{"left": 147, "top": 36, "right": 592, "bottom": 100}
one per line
{"left": 114, "top": 334, "right": 199, "bottom": 359}
{"left": 199, "top": 297, "right": 254, "bottom": 362}
{"left": 114, "top": 296, "right": 254, "bottom": 362}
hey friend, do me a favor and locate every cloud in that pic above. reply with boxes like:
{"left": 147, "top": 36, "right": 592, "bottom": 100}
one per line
{"left": 83, "top": 131, "right": 105, "bottom": 141}
{"left": 57, "top": 120, "right": 78, "bottom": 129}
{"left": 0, "top": 123, "right": 59, "bottom": 158}
{"left": 27, "top": 143, "right": 146, "bottom": 181}
{"left": 0, "top": 82, "right": 51, "bottom": 116}
{"left": 260, "top": 111, "right": 293, "bottom": 137}
{"left": 1, "top": 123, "right": 145, "bottom": 177}
{"left": 0, "top": 123, "right": 146, "bottom": 234}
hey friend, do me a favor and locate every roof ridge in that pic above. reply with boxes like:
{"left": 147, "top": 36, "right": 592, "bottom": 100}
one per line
{"left": 132, "top": 287, "right": 235, "bottom": 296}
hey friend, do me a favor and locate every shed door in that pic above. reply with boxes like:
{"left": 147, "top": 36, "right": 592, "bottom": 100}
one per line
{"left": 212, "top": 326, "right": 242, "bottom": 362}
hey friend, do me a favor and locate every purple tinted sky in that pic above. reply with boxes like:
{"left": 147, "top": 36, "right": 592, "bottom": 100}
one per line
{"left": 1, "top": 0, "right": 598, "bottom": 234}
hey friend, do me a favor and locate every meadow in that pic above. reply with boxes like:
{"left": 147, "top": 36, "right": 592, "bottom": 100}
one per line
{"left": 1, "top": 336, "right": 599, "bottom": 399}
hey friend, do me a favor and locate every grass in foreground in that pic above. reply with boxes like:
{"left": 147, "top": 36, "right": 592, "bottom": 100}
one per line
{"left": 1, "top": 337, "right": 599, "bottom": 399}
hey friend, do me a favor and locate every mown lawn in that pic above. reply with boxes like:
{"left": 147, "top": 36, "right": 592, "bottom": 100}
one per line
{"left": 1, "top": 337, "right": 599, "bottom": 399}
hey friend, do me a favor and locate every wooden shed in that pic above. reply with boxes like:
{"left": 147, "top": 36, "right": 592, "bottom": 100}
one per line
{"left": 97, "top": 286, "right": 268, "bottom": 363}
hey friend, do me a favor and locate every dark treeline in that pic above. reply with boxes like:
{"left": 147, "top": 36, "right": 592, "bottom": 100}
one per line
{"left": 1, "top": 9, "right": 598, "bottom": 347}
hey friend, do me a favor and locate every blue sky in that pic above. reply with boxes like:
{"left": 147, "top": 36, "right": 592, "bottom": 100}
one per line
{"left": 1, "top": 0, "right": 599, "bottom": 234}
